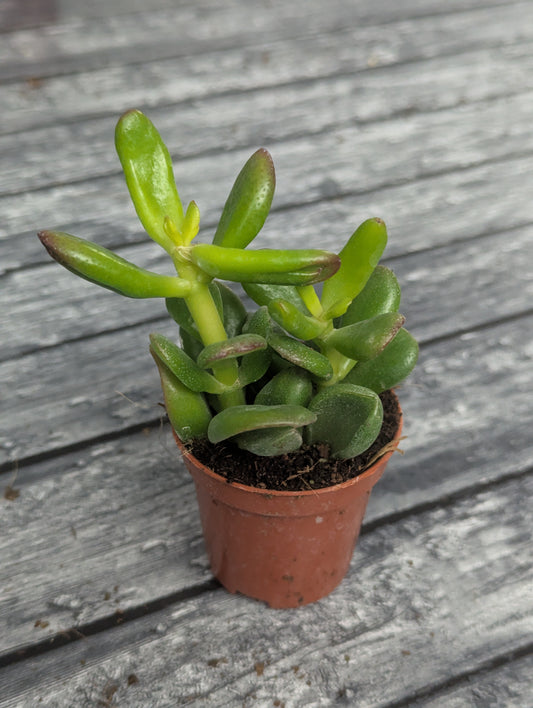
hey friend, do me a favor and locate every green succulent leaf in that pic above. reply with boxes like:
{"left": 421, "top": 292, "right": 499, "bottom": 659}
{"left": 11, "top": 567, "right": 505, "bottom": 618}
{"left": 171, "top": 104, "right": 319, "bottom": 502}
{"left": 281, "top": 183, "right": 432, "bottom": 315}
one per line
{"left": 208, "top": 404, "right": 317, "bottom": 444}
{"left": 197, "top": 334, "right": 267, "bottom": 369}
{"left": 211, "top": 281, "right": 247, "bottom": 337}
{"left": 213, "top": 148, "right": 275, "bottom": 249}
{"left": 149, "top": 333, "right": 227, "bottom": 394}
{"left": 243, "top": 283, "right": 307, "bottom": 312}
{"left": 327, "top": 312, "right": 405, "bottom": 362}
{"left": 306, "top": 384, "right": 383, "bottom": 459}
{"left": 255, "top": 368, "right": 313, "bottom": 407}
{"left": 268, "top": 333, "right": 333, "bottom": 380}
{"left": 241, "top": 306, "right": 273, "bottom": 338}
{"left": 341, "top": 265, "right": 401, "bottom": 326}
{"left": 345, "top": 328, "right": 419, "bottom": 393}
{"left": 236, "top": 427, "right": 303, "bottom": 456}
{"left": 321, "top": 218, "right": 388, "bottom": 319}
{"left": 115, "top": 109, "right": 184, "bottom": 250}
{"left": 179, "top": 327, "right": 203, "bottom": 359}
{"left": 181, "top": 200, "right": 201, "bottom": 245}
{"left": 268, "top": 299, "right": 327, "bottom": 340}
{"left": 38, "top": 231, "right": 191, "bottom": 299}
{"left": 189, "top": 244, "right": 340, "bottom": 285}
{"left": 151, "top": 351, "right": 211, "bottom": 441}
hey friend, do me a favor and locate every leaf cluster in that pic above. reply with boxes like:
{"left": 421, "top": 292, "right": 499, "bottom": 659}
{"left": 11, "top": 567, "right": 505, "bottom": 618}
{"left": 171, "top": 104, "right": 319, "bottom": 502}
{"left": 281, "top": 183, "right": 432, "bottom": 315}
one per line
{"left": 38, "top": 110, "right": 418, "bottom": 460}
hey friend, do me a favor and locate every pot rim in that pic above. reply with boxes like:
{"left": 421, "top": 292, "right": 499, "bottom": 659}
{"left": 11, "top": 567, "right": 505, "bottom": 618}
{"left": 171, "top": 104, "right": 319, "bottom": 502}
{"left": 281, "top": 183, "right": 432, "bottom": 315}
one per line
{"left": 175, "top": 390, "right": 403, "bottom": 500}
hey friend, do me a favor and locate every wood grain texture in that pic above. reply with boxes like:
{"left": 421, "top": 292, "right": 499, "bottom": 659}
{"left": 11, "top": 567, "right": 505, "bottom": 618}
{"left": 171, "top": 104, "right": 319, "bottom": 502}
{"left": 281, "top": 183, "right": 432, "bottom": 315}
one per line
{"left": 4, "top": 41, "right": 533, "bottom": 196}
{"left": 409, "top": 653, "right": 533, "bottom": 707}
{"left": 1, "top": 2, "right": 532, "bottom": 135}
{"left": 1, "top": 473, "right": 531, "bottom": 707}
{"left": 3, "top": 82, "right": 533, "bottom": 271}
{"left": 5, "top": 0, "right": 512, "bottom": 82}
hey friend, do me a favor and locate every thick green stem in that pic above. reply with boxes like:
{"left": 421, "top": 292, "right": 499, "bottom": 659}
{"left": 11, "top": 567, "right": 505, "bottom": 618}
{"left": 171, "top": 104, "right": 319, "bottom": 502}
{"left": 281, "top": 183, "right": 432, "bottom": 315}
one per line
{"left": 316, "top": 326, "right": 357, "bottom": 387}
{"left": 183, "top": 279, "right": 245, "bottom": 408}
{"left": 297, "top": 285, "right": 323, "bottom": 317}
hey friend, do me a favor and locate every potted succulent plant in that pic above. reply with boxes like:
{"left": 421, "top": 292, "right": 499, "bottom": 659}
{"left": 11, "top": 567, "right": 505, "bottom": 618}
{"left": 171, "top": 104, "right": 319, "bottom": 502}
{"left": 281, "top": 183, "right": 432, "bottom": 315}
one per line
{"left": 38, "top": 110, "right": 418, "bottom": 608}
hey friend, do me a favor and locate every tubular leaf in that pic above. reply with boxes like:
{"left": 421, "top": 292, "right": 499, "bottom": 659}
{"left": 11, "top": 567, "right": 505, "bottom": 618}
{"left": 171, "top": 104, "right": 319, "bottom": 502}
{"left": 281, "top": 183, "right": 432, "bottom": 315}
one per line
{"left": 327, "top": 312, "right": 405, "bottom": 362}
{"left": 213, "top": 148, "right": 275, "bottom": 249}
{"left": 115, "top": 109, "right": 183, "bottom": 250}
{"left": 38, "top": 231, "right": 191, "bottom": 299}
{"left": 321, "top": 218, "right": 388, "bottom": 319}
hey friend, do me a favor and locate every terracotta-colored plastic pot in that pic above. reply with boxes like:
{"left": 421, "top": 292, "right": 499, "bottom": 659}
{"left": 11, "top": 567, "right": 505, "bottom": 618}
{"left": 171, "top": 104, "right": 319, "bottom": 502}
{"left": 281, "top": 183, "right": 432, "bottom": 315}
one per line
{"left": 176, "top": 396, "right": 402, "bottom": 608}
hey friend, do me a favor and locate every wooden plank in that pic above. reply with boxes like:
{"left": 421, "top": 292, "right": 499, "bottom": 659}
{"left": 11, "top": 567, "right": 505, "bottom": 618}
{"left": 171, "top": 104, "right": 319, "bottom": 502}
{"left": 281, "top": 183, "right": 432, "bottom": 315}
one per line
{"left": 0, "top": 0, "right": 522, "bottom": 82}
{"left": 1, "top": 472, "right": 531, "bottom": 706}
{"left": 1, "top": 315, "right": 532, "bottom": 657}
{"left": 0, "top": 429, "right": 209, "bottom": 658}
{"left": 2, "top": 2, "right": 532, "bottom": 135}
{"left": 3, "top": 151, "right": 533, "bottom": 276}
{"left": 5, "top": 41, "right": 533, "bottom": 196}
{"left": 408, "top": 654, "right": 533, "bottom": 707}
{"left": 3, "top": 83, "right": 533, "bottom": 260}
{"left": 3, "top": 219, "right": 532, "bottom": 362}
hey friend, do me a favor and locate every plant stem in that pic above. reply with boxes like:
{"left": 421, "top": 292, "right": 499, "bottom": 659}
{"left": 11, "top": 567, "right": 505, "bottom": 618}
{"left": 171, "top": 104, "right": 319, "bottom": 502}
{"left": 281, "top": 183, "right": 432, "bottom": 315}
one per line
{"left": 184, "top": 282, "right": 245, "bottom": 408}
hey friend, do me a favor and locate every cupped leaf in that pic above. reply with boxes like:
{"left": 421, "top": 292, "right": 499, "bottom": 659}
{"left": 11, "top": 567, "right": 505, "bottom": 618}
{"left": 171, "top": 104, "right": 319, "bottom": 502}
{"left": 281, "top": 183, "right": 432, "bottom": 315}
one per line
{"left": 208, "top": 404, "right": 316, "bottom": 444}
{"left": 305, "top": 384, "right": 383, "bottom": 459}
{"left": 38, "top": 231, "right": 191, "bottom": 299}
{"left": 149, "top": 333, "right": 227, "bottom": 394}
{"left": 341, "top": 265, "right": 401, "bottom": 326}
{"left": 344, "top": 328, "right": 419, "bottom": 393}
{"left": 255, "top": 368, "right": 313, "bottom": 407}
{"left": 321, "top": 218, "right": 388, "bottom": 319}
{"left": 197, "top": 334, "right": 267, "bottom": 369}
{"left": 327, "top": 312, "right": 405, "bottom": 362}
{"left": 236, "top": 427, "right": 303, "bottom": 456}
{"left": 213, "top": 148, "right": 275, "bottom": 249}
{"left": 150, "top": 351, "right": 211, "bottom": 442}
{"left": 115, "top": 109, "right": 183, "bottom": 250}
{"left": 268, "top": 299, "right": 327, "bottom": 340}
{"left": 243, "top": 283, "right": 307, "bottom": 312}
{"left": 268, "top": 333, "right": 333, "bottom": 380}
{"left": 190, "top": 244, "right": 340, "bottom": 285}
{"left": 211, "top": 281, "right": 247, "bottom": 337}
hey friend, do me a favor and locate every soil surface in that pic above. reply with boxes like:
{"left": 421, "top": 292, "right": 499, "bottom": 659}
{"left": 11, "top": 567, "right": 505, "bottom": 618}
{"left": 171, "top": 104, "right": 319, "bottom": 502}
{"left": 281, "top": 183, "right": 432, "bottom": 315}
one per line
{"left": 187, "top": 390, "right": 402, "bottom": 491}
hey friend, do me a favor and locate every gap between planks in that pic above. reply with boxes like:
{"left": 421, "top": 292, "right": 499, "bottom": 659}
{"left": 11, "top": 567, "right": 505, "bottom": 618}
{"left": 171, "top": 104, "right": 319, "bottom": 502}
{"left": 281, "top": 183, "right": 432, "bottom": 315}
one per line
{"left": 1, "top": 471, "right": 531, "bottom": 706}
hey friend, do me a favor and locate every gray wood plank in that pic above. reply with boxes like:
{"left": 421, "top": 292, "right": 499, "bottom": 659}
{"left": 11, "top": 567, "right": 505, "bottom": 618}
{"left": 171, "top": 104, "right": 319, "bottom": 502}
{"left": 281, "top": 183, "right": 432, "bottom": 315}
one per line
{"left": 4, "top": 151, "right": 533, "bottom": 277}
{"left": 0, "top": 429, "right": 210, "bottom": 658}
{"left": 3, "top": 220, "right": 532, "bottom": 362}
{"left": 1, "top": 315, "right": 532, "bottom": 658}
{"left": 1, "top": 472, "right": 531, "bottom": 707}
{"left": 3, "top": 83, "right": 533, "bottom": 265}
{"left": 2, "top": 2, "right": 532, "bottom": 135}
{"left": 410, "top": 653, "right": 533, "bottom": 707}
{"left": 5, "top": 41, "right": 533, "bottom": 196}
{"left": 5, "top": 0, "right": 514, "bottom": 27}
{"left": 1, "top": 0, "right": 522, "bottom": 82}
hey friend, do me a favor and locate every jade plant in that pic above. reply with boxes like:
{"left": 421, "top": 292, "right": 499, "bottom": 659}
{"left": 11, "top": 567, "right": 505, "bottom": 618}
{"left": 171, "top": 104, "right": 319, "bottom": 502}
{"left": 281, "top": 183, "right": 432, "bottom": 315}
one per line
{"left": 38, "top": 110, "right": 418, "bottom": 459}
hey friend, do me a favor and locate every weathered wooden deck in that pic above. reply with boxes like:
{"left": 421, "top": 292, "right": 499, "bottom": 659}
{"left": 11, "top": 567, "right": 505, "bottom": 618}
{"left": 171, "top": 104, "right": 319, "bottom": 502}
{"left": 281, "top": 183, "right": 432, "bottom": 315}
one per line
{"left": 1, "top": 0, "right": 533, "bottom": 705}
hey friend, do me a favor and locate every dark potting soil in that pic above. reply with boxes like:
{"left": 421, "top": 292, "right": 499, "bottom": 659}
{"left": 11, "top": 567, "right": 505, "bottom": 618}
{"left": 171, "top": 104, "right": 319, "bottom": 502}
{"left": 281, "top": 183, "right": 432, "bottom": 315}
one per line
{"left": 187, "top": 389, "right": 402, "bottom": 492}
